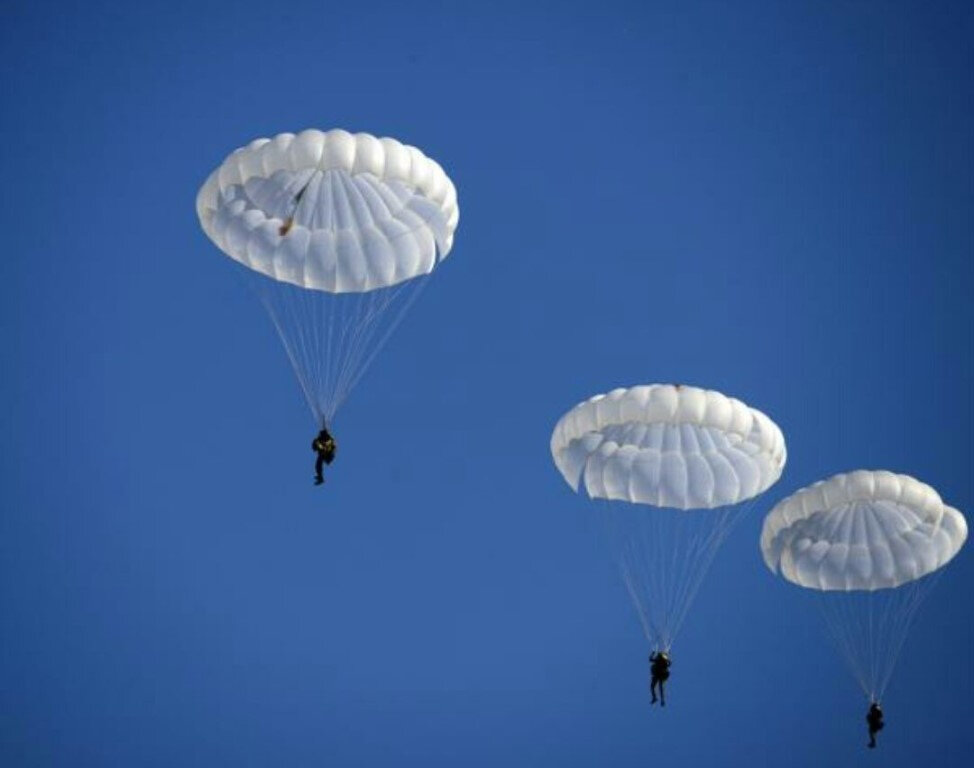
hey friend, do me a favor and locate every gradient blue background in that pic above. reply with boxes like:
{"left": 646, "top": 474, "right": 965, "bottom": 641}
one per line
{"left": 1, "top": 1, "right": 971, "bottom": 764}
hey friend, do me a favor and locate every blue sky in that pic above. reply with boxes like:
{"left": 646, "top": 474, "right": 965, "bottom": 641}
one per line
{"left": 1, "top": 1, "right": 972, "bottom": 765}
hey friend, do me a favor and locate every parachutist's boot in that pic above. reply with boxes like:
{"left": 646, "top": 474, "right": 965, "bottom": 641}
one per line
{"left": 314, "top": 476, "right": 324, "bottom": 486}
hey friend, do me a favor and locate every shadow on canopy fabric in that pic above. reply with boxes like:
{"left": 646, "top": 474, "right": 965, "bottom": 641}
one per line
{"left": 196, "top": 129, "right": 460, "bottom": 426}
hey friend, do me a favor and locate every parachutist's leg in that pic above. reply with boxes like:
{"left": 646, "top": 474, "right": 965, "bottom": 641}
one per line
{"left": 659, "top": 680, "right": 665, "bottom": 707}
{"left": 315, "top": 454, "right": 325, "bottom": 485}
{"left": 650, "top": 677, "right": 658, "bottom": 704}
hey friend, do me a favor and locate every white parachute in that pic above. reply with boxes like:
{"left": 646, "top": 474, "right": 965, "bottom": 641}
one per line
{"left": 197, "top": 129, "right": 459, "bottom": 425}
{"left": 552, "top": 384, "right": 787, "bottom": 651}
{"left": 761, "top": 471, "right": 967, "bottom": 700}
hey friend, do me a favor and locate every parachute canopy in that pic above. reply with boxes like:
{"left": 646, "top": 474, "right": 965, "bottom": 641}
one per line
{"left": 197, "top": 129, "right": 459, "bottom": 293}
{"left": 761, "top": 470, "right": 968, "bottom": 591}
{"left": 551, "top": 384, "right": 787, "bottom": 509}
{"left": 761, "top": 471, "right": 967, "bottom": 700}
{"left": 551, "top": 384, "right": 786, "bottom": 651}
{"left": 196, "top": 130, "right": 459, "bottom": 425}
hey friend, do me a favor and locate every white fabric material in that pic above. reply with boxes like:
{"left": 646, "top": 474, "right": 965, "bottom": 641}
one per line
{"left": 197, "top": 130, "right": 459, "bottom": 293}
{"left": 550, "top": 384, "right": 787, "bottom": 509}
{"left": 761, "top": 470, "right": 968, "bottom": 591}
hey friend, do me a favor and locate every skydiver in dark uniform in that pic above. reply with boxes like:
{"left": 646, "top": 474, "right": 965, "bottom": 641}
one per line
{"left": 312, "top": 426, "right": 336, "bottom": 485}
{"left": 866, "top": 701, "right": 884, "bottom": 749}
{"left": 649, "top": 651, "right": 671, "bottom": 707}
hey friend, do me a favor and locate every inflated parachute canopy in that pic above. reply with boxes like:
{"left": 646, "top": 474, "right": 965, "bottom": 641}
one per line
{"left": 196, "top": 129, "right": 459, "bottom": 293}
{"left": 550, "top": 384, "right": 787, "bottom": 509}
{"left": 761, "top": 471, "right": 968, "bottom": 591}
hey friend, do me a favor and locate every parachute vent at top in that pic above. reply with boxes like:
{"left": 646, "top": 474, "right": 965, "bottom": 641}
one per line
{"left": 196, "top": 129, "right": 459, "bottom": 294}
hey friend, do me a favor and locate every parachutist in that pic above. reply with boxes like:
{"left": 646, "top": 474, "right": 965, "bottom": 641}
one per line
{"left": 649, "top": 651, "right": 671, "bottom": 706}
{"left": 866, "top": 702, "right": 884, "bottom": 749}
{"left": 312, "top": 426, "right": 336, "bottom": 486}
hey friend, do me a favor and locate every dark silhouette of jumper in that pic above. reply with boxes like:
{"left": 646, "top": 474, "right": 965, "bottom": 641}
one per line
{"left": 649, "top": 651, "right": 671, "bottom": 707}
{"left": 866, "top": 702, "right": 884, "bottom": 749}
{"left": 312, "top": 427, "right": 336, "bottom": 486}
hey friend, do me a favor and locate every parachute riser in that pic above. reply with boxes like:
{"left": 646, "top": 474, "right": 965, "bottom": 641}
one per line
{"left": 599, "top": 498, "right": 753, "bottom": 652}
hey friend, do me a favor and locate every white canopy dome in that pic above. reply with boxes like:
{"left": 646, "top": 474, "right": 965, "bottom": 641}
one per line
{"left": 761, "top": 470, "right": 967, "bottom": 591}
{"left": 197, "top": 129, "right": 459, "bottom": 293}
{"left": 550, "top": 384, "right": 787, "bottom": 509}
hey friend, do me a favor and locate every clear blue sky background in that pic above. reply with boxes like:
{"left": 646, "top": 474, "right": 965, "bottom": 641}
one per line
{"left": 1, "top": 1, "right": 971, "bottom": 765}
